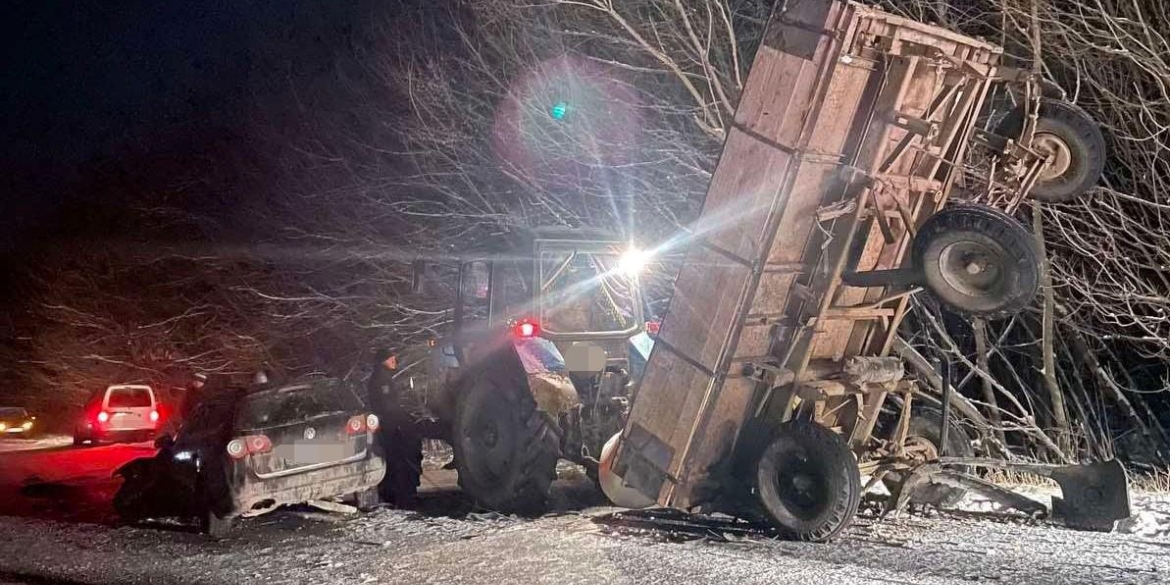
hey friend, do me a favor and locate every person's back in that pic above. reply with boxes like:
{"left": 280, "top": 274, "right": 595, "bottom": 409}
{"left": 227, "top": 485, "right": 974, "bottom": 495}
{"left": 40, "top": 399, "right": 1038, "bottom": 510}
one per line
{"left": 163, "top": 373, "right": 207, "bottom": 435}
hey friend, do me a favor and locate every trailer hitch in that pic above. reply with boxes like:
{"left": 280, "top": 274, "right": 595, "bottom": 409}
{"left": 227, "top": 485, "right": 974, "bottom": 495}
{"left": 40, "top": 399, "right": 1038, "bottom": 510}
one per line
{"left": 894, "top": 457, "right": 1131, "bottom": 532}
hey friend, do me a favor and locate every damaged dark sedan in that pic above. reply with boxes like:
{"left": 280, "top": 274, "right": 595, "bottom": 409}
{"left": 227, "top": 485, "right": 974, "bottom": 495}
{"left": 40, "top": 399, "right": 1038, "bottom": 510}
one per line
{"left": 113, "top": 378, "right": 385, "bottom": 536}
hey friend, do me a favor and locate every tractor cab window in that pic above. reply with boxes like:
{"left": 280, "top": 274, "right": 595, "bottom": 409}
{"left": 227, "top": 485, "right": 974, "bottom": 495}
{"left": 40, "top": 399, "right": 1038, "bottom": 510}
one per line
{"left": 539, "top": 248, "right": 640, "bottom": 335}
{"left": 491, "top": 259, "right": 534, "bottom": 324}
{"left": 459, "top": 261, "right": 491, "bottom": 325}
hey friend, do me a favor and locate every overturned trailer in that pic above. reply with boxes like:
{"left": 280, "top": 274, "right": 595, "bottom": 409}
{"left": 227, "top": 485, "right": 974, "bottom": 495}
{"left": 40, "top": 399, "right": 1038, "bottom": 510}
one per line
{"left": 603, "top": 0, "right": 1128, "bottom": 541}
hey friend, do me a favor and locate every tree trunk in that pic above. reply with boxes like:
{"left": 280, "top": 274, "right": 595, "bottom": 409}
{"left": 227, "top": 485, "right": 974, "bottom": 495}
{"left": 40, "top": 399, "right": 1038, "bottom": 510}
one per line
{"left": 1032, "top": 207, "right": 1071, "bottom": 454}
{"left": 971, "top": 318, "right": 1006, "bottom": 445}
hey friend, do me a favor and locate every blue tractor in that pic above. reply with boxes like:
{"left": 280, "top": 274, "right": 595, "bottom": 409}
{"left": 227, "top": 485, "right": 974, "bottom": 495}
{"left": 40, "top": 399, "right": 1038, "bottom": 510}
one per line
{"left": 375, "top": 228, "right": 655, "bottom": 512}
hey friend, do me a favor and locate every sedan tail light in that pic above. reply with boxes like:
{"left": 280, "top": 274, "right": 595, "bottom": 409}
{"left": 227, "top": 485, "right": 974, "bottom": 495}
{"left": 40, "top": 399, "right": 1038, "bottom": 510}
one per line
{"left": 227, "top": 434, "right": 272, "bottom": 459}
{"left": 96, "top": 411, "right": 110, "bottom": 423}
{"left": 346, "top": 415, "right": 368, "bottom": 435}
{"left": 149, "top": 410, "right": 160, "bottom": 423}
{"left": 366, "top": 414, "right": 380, "bottom": 432}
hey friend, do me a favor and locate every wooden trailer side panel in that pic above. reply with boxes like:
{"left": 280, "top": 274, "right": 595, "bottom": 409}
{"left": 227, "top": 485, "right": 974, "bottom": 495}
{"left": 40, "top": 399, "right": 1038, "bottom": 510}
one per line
{"left": 615, "top": 0, "right": 861, "bottom": 508}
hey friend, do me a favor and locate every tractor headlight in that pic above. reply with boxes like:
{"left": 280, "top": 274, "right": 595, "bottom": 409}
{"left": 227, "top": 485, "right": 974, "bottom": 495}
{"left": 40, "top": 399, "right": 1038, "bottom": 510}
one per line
{"left": 618, "top": 247, "right": 651, "bottom": 276}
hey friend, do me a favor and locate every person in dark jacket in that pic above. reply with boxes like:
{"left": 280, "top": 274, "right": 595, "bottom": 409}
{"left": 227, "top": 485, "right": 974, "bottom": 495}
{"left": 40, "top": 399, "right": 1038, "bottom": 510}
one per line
{"left": 161, "top": 372, "right": 207, "bottom": 436}
{"left": 368, "top": 348, "right": 422, "bottom": 507}
{"left": 178, "top": 373, "right": 207, "bottom": 420}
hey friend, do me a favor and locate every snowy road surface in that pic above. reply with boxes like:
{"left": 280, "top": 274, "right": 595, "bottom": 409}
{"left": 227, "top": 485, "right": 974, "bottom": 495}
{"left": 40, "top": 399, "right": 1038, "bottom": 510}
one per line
{"left": 0, "top": 440, "right": 1166, "bottom": 585}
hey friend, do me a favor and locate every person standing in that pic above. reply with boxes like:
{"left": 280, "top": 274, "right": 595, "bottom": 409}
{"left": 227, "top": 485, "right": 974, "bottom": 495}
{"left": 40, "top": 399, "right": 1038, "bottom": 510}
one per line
{"left": 179, "top": 373, "right": 207, "bottom": 419}
{"left": 162, "top": 372, "right": 206, "bottom": 435}
{"left": 368, "top": 348, "right": 422, "bottom": 507}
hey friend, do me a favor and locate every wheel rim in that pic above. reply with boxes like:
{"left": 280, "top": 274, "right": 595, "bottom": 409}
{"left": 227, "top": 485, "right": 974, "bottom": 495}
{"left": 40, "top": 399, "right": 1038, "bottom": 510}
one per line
{"left": 460, "top": 395, "right": 516, "bottom": 485}
{"left": 938, "top": 241, "right": 1005, "bottom": 298}
{"left": 773, "top": 455, "right": 830, "bottom": 521}
{"left": 1033, "top": 132, "right": 1073, "bottom": 181}
{"left": 903, "top": 435, "right": 940, "bottom": 463}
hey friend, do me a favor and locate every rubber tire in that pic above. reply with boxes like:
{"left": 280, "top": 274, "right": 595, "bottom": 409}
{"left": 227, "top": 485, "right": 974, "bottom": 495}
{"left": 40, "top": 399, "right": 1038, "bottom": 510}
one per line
{"left": 453, "top": 362, "right": 561, "bottom": 515}
{"left": 882, "top": 408, "right": 975, "bottom": 508}
{"left": 754, "top": 420, "right": 862, "bottom": 542}
{"left": 998, "top": 99, "right": 1106, "bottom": 203}
{"left": 913, "top": 204, "right": 1039, "bottom": 318}
{"left": 354, "top": 487, "right": 381, "bottom": 512}
{"left": 112, "top": 469, "right": 150, "bottom": 522}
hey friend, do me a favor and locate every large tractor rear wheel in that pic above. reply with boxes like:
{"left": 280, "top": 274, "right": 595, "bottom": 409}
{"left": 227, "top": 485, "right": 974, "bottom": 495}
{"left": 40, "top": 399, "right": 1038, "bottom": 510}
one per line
{"left": 753, "top": 420, "right": 861, "bottom": 542}
{"left": 453, "top": 363, "right": 561, "bottom": 515}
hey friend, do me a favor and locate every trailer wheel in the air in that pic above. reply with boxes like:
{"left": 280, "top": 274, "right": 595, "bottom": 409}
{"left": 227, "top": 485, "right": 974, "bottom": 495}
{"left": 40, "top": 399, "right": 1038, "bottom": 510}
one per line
{"left": 913, "top": 204, "right": 1039, "bottom": 318}
{"left": 999, "top": 99, "right": 1106, "bottom": 203}
{"left": 753, "top": 419, "right": 861, "bottom": 542}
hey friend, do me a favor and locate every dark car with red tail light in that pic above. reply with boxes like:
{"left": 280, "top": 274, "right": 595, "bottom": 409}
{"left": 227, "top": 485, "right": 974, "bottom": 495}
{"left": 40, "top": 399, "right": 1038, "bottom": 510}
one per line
{"left": 74, "top": 385, "right": 163, "bottom": 445}
{"left": 113, "top": 378, "right": 385, "bottom": 536}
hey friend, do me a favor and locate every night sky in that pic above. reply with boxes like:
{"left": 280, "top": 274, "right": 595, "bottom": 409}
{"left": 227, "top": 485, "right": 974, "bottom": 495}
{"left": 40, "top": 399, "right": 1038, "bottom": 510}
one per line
{"left": 2, "top": 0, "right": 394, "bottom": 254}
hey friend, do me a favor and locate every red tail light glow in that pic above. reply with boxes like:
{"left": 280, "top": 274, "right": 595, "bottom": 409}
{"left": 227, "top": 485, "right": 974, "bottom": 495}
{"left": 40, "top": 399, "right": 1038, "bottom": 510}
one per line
{"left": 513, "top": 320, "right": 540, "bottom": 338}
{"left": 149, "top": 410, "right": 160, "bottom": 423}
{"left": 645, "top": 321, "right": 661, "bottom": 336}
{"left": 227, "top": 435, "right": 272, "bottom": 459}
{"left": 346, "top": 415, "right": 368, "bottom": 435}
{"left": 246, "top": 435, "right": 272, "bottom": 454}
{"left": 366, "top": 414, "right": 380, "bottom": 432}
{"left": 96, "top": 411, "right": 110, "bottom": 423}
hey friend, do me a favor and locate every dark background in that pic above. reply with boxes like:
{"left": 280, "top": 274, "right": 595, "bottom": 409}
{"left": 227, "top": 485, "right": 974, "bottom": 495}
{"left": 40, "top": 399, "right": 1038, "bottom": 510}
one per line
{"left": 1, "top": 0, "right": 427, "bottom": 416}
{"left": 2, "top": 0, "right": 396, "bottom": 254}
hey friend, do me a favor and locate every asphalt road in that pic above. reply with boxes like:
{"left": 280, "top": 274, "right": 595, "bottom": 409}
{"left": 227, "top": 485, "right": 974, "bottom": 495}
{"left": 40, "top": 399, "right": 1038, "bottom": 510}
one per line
{"left": 0, "top": 438, "right": 1166, "bottom": 585}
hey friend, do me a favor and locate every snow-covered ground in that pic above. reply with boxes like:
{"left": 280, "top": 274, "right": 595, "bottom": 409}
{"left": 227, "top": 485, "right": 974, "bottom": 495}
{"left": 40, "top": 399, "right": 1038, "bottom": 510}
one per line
{"left": 0, "top": 434, "right": 71, "bottom": 453}
{"left": 0, "top": 495, "right": 1167, "bottom": 585}
{"left": 0, "top": 442, "right": 1166, "bottom": 584}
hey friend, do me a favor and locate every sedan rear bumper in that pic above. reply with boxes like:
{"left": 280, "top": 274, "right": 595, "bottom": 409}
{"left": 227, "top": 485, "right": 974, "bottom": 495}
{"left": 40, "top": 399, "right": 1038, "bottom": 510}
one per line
{"left": 232, "top": 456, "right": 385, "bottom": 517}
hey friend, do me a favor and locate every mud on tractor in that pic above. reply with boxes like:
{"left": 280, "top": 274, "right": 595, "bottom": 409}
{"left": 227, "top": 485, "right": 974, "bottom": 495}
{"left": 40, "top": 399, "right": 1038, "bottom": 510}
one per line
{"left": 380, "top": 229, "right": 655, "bottom": 512}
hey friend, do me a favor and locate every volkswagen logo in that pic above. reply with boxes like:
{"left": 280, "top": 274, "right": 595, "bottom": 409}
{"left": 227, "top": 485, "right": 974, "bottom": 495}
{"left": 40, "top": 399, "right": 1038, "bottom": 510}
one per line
{"left": 303, "top": 427, "right": 317, "bottom": 440}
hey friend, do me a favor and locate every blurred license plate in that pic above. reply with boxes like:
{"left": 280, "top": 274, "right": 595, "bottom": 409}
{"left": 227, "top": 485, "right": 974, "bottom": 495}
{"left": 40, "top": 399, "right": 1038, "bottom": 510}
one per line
{"left": 291, "top": 442, "right": 349, "bottom": 464}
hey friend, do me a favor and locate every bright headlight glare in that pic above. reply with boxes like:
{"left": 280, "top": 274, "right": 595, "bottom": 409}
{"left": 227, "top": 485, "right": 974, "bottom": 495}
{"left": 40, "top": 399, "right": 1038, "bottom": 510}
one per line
{"left": 618, "top": 247, "right": 651, "bottom": 276}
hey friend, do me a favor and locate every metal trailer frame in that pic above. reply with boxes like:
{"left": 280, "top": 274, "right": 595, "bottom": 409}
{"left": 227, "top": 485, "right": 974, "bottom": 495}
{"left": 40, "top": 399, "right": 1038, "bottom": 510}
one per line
{"left": 611, "top": 0, "right": 1129, "bottom": 533}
